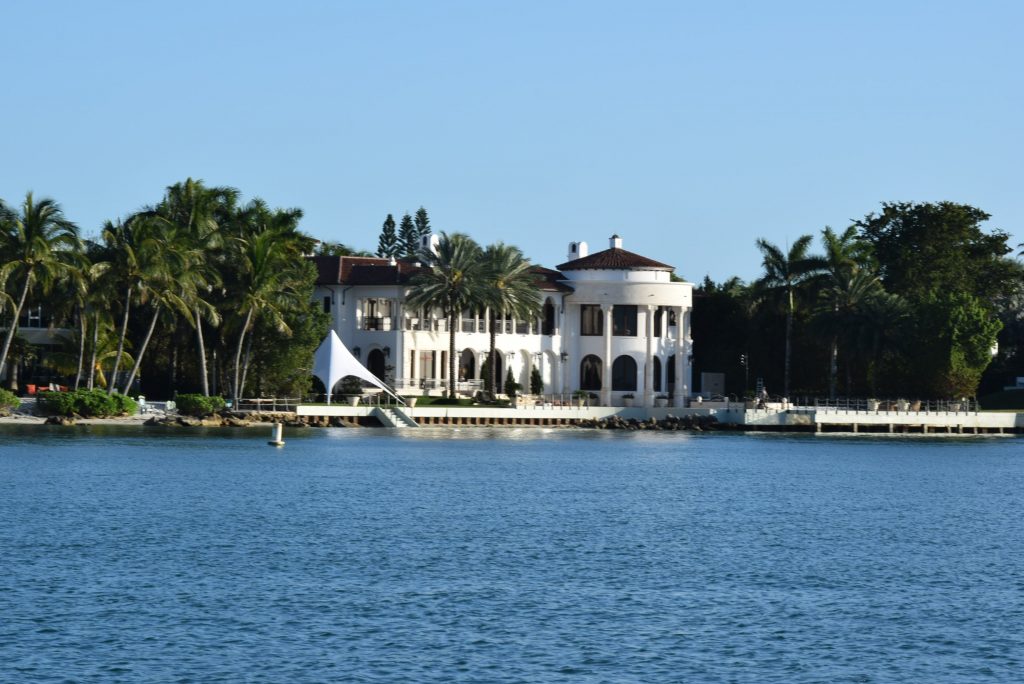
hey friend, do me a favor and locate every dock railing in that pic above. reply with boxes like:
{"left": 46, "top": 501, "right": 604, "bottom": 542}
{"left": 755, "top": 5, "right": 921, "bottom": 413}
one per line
{"left": 789, "top": 397, "right": 979, "bottom": 414}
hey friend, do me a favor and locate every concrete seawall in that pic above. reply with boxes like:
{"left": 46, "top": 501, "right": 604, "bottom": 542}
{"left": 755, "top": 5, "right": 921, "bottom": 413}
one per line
{"left": 294, "top": 403, "right": 1024, "bottom": 434}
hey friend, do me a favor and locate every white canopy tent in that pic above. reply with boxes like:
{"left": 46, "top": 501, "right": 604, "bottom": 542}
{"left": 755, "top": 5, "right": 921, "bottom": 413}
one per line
{"left": 311, "top": 330, "right": 403, "bottom": 404}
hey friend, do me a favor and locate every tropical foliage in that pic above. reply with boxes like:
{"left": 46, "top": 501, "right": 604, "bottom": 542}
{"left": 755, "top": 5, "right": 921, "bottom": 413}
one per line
{"left": 3, "top": 186, "right": 1019, "bottom": 403}
{"left": 1, "top": 180, "right": 328, "bottom": 401}
{"left": 37, "top": 388, "right": 137, "bottom": 417}
{"left": 694, "top": 202, "right": 1021, "bottom": 399}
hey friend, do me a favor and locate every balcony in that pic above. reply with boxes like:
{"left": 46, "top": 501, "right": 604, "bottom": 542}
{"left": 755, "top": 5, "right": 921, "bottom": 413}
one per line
{"left": 362, "top": 316, "right": 394, "bottom": 331}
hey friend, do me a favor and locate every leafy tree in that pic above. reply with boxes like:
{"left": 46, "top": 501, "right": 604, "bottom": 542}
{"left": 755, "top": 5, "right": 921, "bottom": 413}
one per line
{"left": 0, "top": 192, "right": 81, "bottom": 381}
{"left": 398, "top": 213, "right": 417, "bottom": 258}
{"left": 504, "top": 367, "right": 521, "bottom": 399}
{"left": 530, "top": 366, "right": 543, "bottom": 395}
{"left": 754, "top": 235, "right": 823, "bottom": 397}
{"left": 857, "top": 202, "right": 1015, "bottom": 396}
{"left": 414, "top": 207, "right": 431, "bottom": 240}
{"left": 316, "top": 241, "right": 373, "bottom": 257}
{"left": 407, "top": 232, "right": 485, "bottom": 398}
{"left": 376, "top": 214, "right": 398, "bottom": 258}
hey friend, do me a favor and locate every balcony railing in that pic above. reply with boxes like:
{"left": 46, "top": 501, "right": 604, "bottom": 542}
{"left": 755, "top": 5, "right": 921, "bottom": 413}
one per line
{"left": 362, "top": 316, "right": 394, "bottom": 331}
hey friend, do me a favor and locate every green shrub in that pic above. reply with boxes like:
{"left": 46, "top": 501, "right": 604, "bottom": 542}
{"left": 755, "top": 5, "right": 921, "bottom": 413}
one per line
{"left": 530, "top": 366, "right": 543, "bottom": 395}
{"left": 37, "top": 389, "right": 137, "bottom": 417}
{"left": 175, "top": 394, "right": 226, "bottom": 417}
{"left": 114, "top": 393, "right": 139, "bottom": 416}
{"left": 0, "top": 388, "right": 20, "bottom": 414}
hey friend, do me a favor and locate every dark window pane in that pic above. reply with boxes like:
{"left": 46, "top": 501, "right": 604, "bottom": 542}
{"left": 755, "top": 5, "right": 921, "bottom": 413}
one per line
{"left": 611, "top": 355, "right": 637, "bottom": 391}
{"left": 581, "top": 305, "right": 602, "bottom": 336}
{"left": 612, "top": 305, "right": 637, "bottom": 336}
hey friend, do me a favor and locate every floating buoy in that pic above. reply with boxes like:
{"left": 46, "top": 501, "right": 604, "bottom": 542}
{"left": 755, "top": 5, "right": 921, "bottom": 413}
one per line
{"left": 268, "top": 422, "right": 285, "bottom": 447}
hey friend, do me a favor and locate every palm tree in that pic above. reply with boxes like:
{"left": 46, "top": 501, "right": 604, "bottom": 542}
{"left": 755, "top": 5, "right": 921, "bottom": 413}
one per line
{"left": 118, "top": 217, "right": 198, "bottom": 394}
{"left": 101, "top": 214, "right": 166, "bottom": 394}
{"left": 815, "top": 227, "right": 880, "bottom": 398}
{"left": 0, "top": 192, "right": 81, "bottom": 381}
{"left": 755, "top": 235, "right": 823, "bottom": 397}
{"left": 227, "top": 200, "right": 310, "bottom": 405}
{"left": 158, "top": 178, "right": 238, "bottom": 395}
{"left": 407, "top": 233, "right": 485, "bottom": 399}
{"left": 482, "top": 243, "right": 541, "bottom": 394}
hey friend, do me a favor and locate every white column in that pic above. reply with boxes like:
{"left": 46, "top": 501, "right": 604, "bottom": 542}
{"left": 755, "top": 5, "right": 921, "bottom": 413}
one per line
{"left": 644, "top": 305, "right": 655, "bottom": 407}
{"left": 684, "top": 308, "right": 693, "bottom": 402}
{"left": 673, "top": 306, "right": 685, "bottom": 408}
{"left": 602, "top": 305, "right": 614, "bottom": 406}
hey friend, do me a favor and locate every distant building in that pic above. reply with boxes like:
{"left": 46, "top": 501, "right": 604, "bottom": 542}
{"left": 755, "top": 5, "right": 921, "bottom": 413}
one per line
{"left": 0, "top": 306, "right": 71, "bottom": 390}
{"left": 311, "top": 235, "right": 693, "bottom": 407}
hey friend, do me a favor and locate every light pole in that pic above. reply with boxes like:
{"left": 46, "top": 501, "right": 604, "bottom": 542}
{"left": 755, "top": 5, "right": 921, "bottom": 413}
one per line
{"left": 740, "top": 353, "right": 749, "bottom": 395}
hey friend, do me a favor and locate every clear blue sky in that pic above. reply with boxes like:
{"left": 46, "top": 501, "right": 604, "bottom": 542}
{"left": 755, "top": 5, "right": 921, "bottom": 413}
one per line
{"left": 3, "top": 1, "right": 1021, "bottom": 281}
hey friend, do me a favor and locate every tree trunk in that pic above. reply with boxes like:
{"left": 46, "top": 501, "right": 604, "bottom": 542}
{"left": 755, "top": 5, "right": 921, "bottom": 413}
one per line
{"left": 74, "top": 305, "right": 87, "bottom": 390}
{"left": 0, "top": 272, "right": 33, "bottom": 380}
{"left": 233, "top": 307, "right": 255, "bottom": 406}
{"left": 87, "top": 311, "right": 100, "bottom": 390}
{"left": 211, "top": 348, "right": 218, "bottom": 396}
{"left": 170, "top": 334, "right": 179, "bottom": 393}
{"left": 122, "top": 304, "right": 161, "bottom": 395}
{"left": 195, "top": 305, "right": 209, "bottom": 396}
{"left": 108, "top": 285, "right": 133, "bottom": 394}
{"left": 239, "top": 331, "right": 254, "bottom": 402}
{"left": 783, "top": 288, "right": 793, "bottom": 398}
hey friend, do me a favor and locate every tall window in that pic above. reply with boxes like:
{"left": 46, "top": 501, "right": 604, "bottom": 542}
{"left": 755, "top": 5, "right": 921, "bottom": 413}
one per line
{"left": 612, "top": 305, "right": 637, "bottom": 336}
{"left": 542, "top": 299, "right": 556, "bottom": 336}
{"left": 580, "top": 355, "right": 602, "bottom": 390}
{"left": 323, "top": 296, "right": 331, "bottom": 313}
{"left": 612, "top": 355, "right": 637, "bottom": 391}
{"left": 364, "top": 299, "right": 392, "bottom": 330}
{"left": 653, "top": 356, "right": 662, "bottom": 392}
{"left": 581, "top": 305, "right": 602, "bottom": 336}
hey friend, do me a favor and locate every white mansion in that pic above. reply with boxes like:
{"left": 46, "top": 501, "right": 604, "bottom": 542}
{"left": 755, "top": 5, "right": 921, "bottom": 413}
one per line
{"left": 311, "top": 235, "right": 694, "bottom": 408}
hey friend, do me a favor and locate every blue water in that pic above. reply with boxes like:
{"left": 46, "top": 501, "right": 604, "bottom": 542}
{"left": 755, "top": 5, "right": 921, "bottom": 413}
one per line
{"left": 0, "top": 426, "right": 1021, "bottom": 683}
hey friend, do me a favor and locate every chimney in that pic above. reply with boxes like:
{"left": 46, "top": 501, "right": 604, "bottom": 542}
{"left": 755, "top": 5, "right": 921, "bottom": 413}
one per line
{"left": 420, "top": 233, "right": 440, "bottom": 256}
{"left": 609, "top": 234, "right": 622, "bottom": 249}
{"left": 567, "top": 240, "right": 589, "bottom": 261}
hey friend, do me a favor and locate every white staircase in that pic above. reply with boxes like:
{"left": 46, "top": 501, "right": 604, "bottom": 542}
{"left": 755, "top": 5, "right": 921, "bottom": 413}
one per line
{"left": 372, "top": 406, "right": 419, "bottom": 428}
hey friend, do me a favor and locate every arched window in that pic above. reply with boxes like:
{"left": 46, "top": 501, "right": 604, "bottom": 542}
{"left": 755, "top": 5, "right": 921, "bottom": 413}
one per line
{"left": 459, "top": 349, "right": 476, "bottom": 381}
{"left": 542, "top": 298, "right": 556, "bottom": 335}
{"left": 580, "top": 355, "right": 602, "bottom": 390}
{"left": 612, "top": 355, "right": 637, "bottom": 391}
{"left": 653, "top": 356, "right": 662, "bottom": 392}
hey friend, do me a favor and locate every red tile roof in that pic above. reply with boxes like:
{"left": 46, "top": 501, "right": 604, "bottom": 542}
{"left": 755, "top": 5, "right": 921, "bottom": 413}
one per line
{"left": 530, "top": 266, "right": 573, "bottom": 292}
{"left": 311, "top": 256, "right": 572, "bottom": 291}
{"left": 309, "top": 256, "right": 423, "bottom": 285}
{"left": 556, "top": 247, "right": 673, "bottom": 271}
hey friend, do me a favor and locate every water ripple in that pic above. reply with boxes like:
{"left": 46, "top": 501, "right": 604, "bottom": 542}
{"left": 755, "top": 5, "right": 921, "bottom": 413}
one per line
{"left": 0, "top": 427, "right": 1021, "bottom": 682}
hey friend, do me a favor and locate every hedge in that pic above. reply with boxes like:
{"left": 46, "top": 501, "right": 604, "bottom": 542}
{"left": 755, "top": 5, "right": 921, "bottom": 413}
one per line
{"left": 175, "top": 394, "right": 226, "bottom": 417}
{"left": 0, "top": 389, "right": 20, "bottom": 414}
{"left": 37, "top": 389, "right": 138, "bottom": 417}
